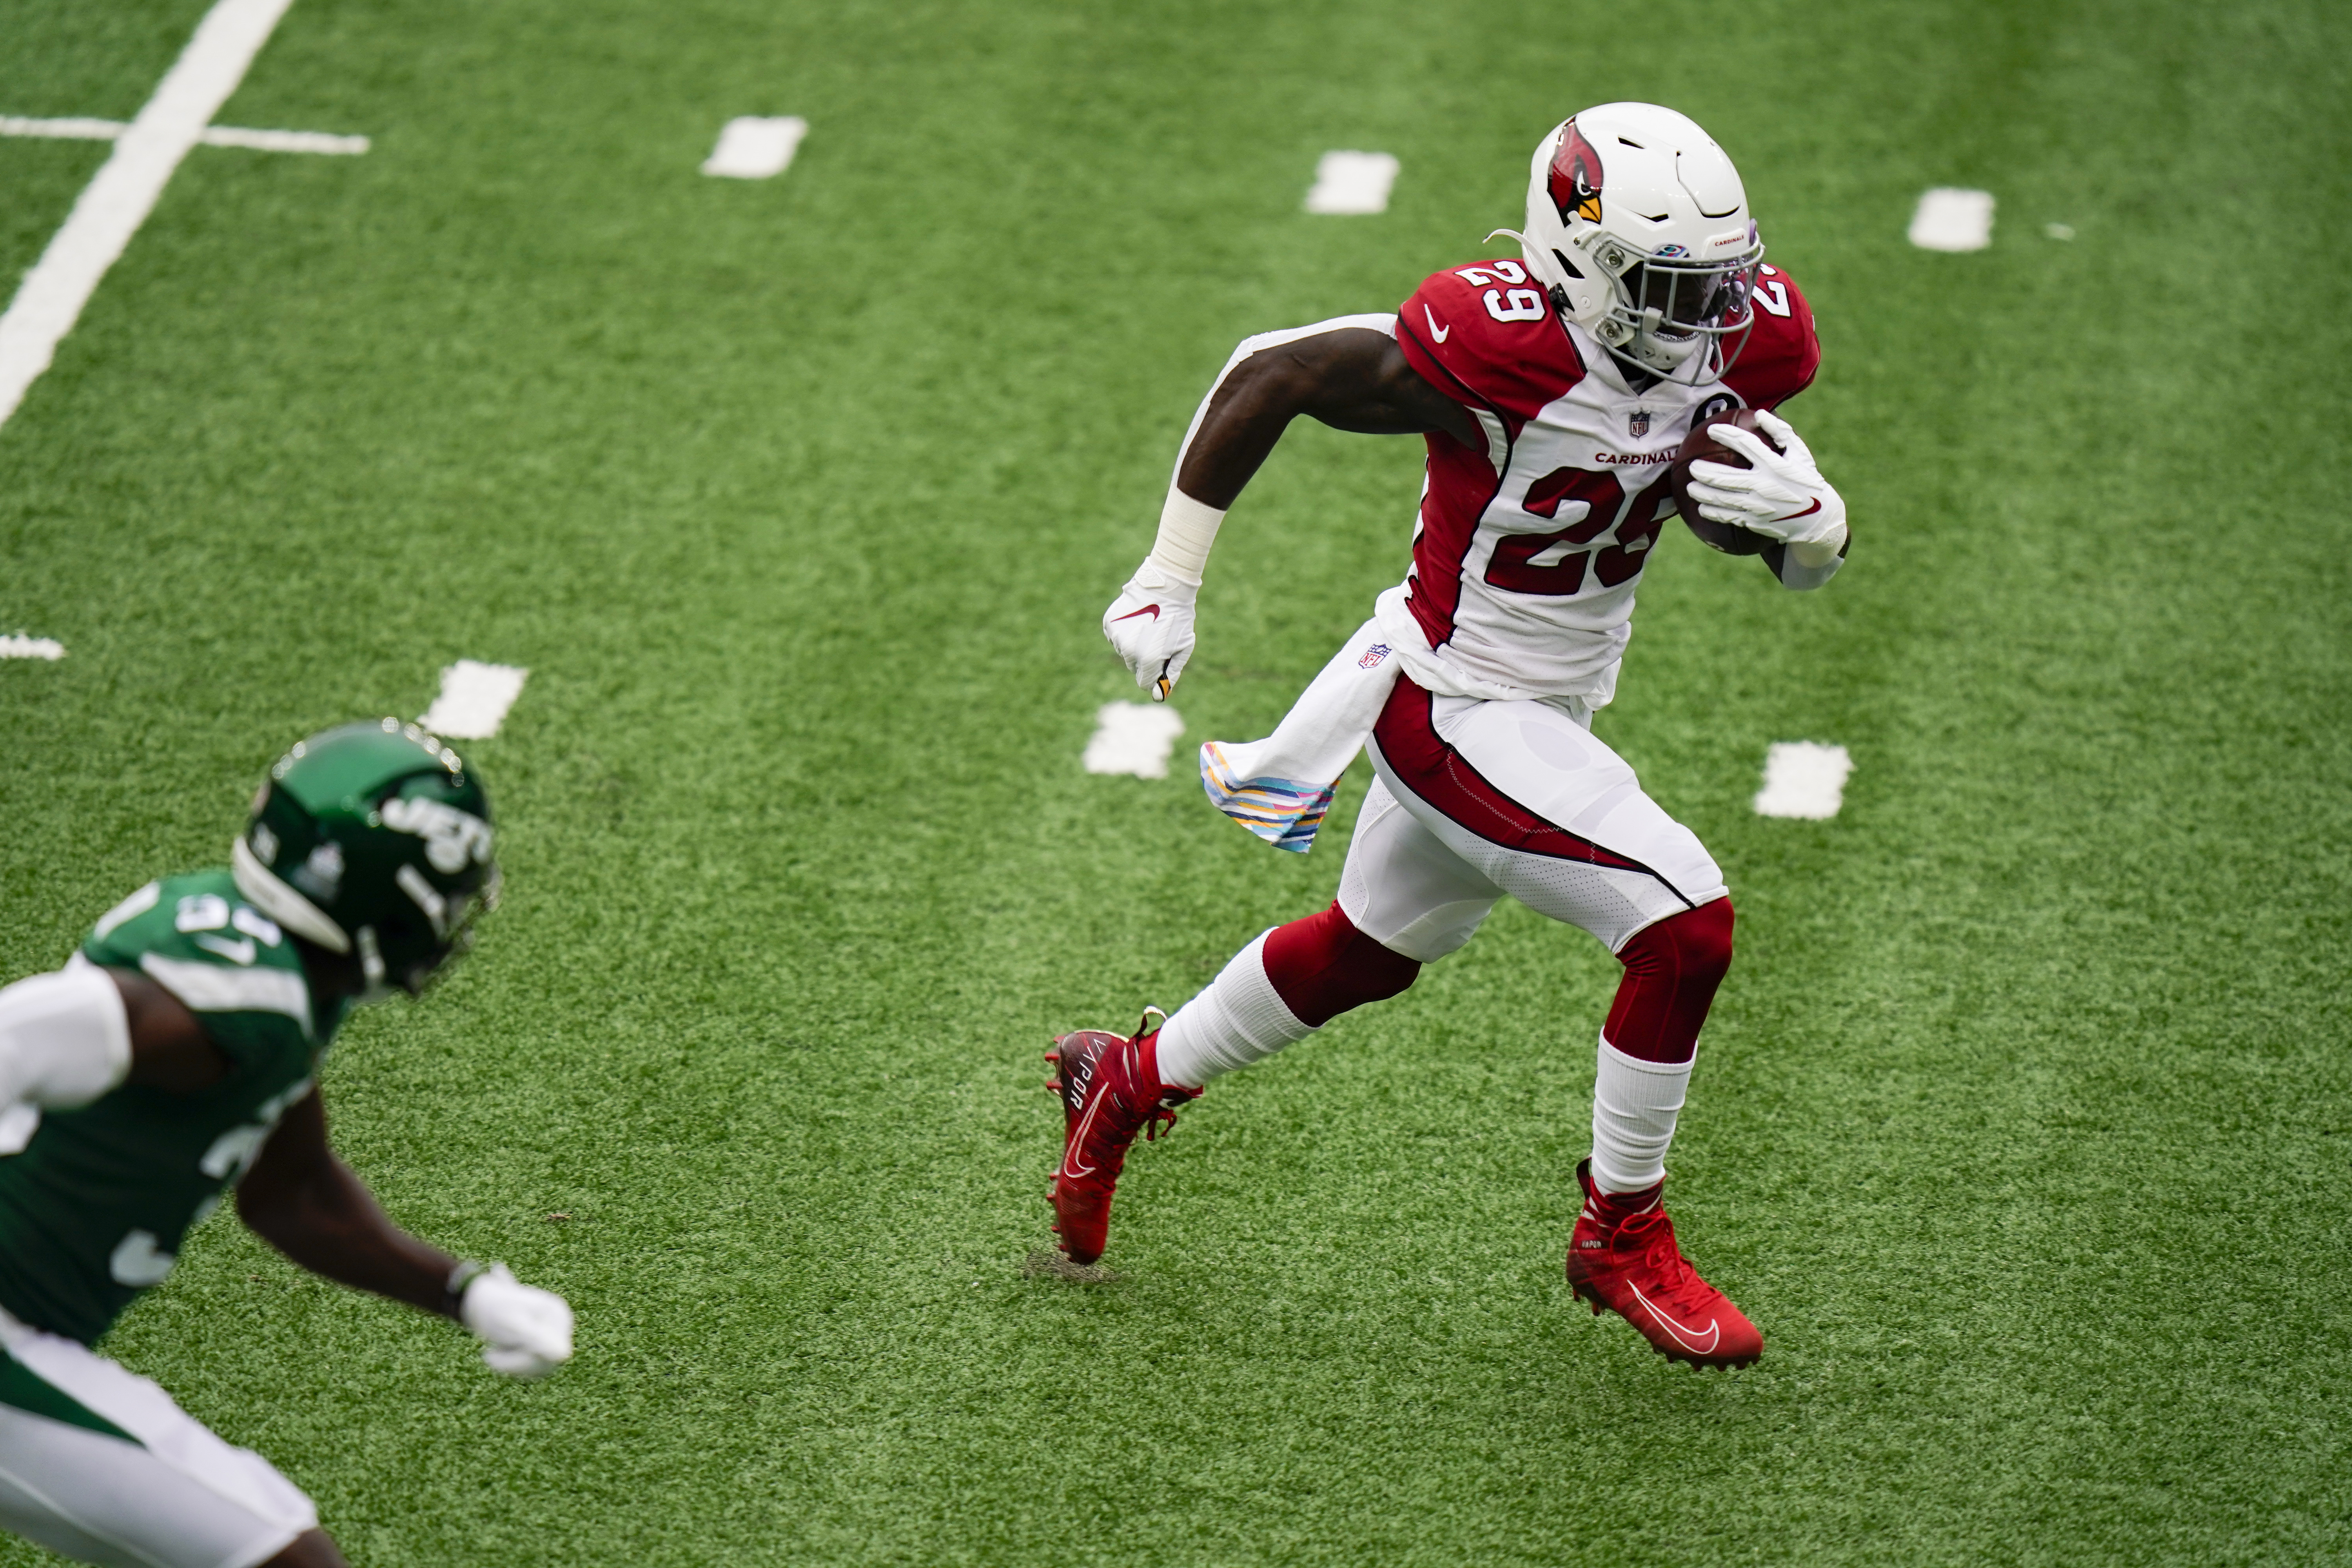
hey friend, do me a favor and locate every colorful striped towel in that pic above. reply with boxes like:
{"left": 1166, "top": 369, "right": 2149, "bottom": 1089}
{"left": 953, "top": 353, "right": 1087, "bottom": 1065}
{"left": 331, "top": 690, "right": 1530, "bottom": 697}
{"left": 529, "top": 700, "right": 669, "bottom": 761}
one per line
{"left": 1198, "top": 617, "right": 1399, "bottom": 853}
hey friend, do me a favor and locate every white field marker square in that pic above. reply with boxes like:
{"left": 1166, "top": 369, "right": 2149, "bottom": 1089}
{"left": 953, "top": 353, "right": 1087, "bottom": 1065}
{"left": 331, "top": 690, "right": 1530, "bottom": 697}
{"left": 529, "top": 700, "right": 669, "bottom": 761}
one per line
{"left": 702, "top": 116, "right": 808, "bottom": 180}
{"left": 419, "top": 660, "right": 528, "bottom": 740}
{"left": 1303, "top": 151, "right": 1399, "bottom": 215}
{"left": 1908, "top": 187, "right": 1994, "bottom": 252}
{"left": 1754, "top": 741, "right": 1853, "bottom": 820}
{"left": 0, "top": 634, "right": 65, "bottom": 660}
{"left": 1083, "top": 702, "right": 1185, "bottom": 779}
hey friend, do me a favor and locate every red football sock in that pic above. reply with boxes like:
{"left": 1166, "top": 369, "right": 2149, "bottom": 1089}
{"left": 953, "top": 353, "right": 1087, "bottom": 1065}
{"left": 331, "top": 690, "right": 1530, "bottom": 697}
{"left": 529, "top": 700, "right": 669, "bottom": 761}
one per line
{"left": 1261, "top": 902, "right": 1419, "bottom": 1027}
{"left": 1602, "top": 897, "right": 1735, "bottom": 1065}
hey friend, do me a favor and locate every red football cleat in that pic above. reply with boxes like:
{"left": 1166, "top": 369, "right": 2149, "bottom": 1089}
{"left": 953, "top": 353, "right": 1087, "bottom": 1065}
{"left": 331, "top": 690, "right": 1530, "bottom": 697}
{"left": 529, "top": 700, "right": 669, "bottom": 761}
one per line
{"left": 1566, "top": 1159, "right": 1762, "bottom": 1370}
{"left": 1047, "top": 1012, "right": 1199, "bottom": 1265}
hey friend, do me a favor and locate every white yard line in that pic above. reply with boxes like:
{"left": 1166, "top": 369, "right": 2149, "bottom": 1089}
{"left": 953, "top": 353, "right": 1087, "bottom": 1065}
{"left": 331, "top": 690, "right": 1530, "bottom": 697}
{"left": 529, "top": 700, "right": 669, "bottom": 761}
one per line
{"left": 197, "top": 125, "right": 365, "bottom": 154}
{"left": 419, "top": 661, "right": 529, "bottom": 739}
{"left": 701, "top": 116, "right": 807, "bottom": 179}
{"left": 1303, "top": 151, "right": 1399, "bottom": 215}
{"left": 1754, "top": 742, "right": 1853, "bottom": 820}
{"left": 0, "top": 117, "right": 365, "bottom": 154}
{"left": 1083, "top": 702, "right": 1185, "bottom": 779}
{"left": 1908, "top": 187, "right": 1994, "bottom": 252}
{"left": 0, "top": 117, "right": 135, "bottom": 142}
{"left": 0, "top": 635, "right": 66, "bottom": 660}
{"left": 0, "top": 0, "right": 298, "bottom": 432}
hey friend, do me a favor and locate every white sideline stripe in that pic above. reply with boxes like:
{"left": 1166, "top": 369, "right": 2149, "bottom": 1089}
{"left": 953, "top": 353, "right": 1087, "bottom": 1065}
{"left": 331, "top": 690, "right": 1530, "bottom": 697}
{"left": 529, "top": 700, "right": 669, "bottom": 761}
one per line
{"left": 1083, "top": 702, "right": 1185, "bottom": 779}
{"left": 1303, "top": 150, "right": 1398, "bottom": 215}
{"left": 0, "top": 635, "right": 65, "bottom": 660}
{"left": 702, "top": 116, "right": 807, "bottom": 179}
{"left": 1908, "top": 187, "right": 1994, "bottom": 252}
{"left": 1754, "top": 741, "right": 1853, "bottom": 820}
{"left": 0, "top": 0, "right": 297, "bottom": 433}
{"left": 0, "top": 117, "right": 367, "bottom": 154}
{"left": 419, "top": 660, "right": 529, "bottom": 739}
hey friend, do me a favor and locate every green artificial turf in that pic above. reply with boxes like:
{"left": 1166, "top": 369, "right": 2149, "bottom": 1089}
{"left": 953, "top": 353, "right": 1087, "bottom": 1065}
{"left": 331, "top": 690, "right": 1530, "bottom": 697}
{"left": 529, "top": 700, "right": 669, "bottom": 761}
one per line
{"left": 3, "top": 0, "right": 2350, "bottom": 1561}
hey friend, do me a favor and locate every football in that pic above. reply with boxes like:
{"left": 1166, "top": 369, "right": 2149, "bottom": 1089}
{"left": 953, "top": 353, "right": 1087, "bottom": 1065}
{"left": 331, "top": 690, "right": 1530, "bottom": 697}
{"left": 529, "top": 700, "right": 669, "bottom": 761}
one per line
{"left": 1671, "top": 409, "right": 1780, "bottom": 555}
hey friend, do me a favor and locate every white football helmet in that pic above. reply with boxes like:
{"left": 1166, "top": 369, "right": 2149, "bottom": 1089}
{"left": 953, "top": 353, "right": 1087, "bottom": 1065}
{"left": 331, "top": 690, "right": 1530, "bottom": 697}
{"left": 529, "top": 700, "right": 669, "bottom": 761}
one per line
{"left": 1495, "top": 103, "right": 1765, "bottom": 385}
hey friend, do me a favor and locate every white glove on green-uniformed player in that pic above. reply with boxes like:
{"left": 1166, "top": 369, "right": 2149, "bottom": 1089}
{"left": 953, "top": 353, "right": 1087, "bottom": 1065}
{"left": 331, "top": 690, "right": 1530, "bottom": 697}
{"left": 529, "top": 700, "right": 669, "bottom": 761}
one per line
{"left": 456, "top": 1262, "right": 573, "bottom": 1379}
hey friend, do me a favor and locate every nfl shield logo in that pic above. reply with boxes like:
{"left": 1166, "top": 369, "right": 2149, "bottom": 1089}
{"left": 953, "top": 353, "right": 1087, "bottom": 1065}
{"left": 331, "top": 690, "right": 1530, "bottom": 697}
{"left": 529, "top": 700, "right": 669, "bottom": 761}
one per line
{"left": 1628, "top": 408, "right": 1651, "bottom": 439}
{"left": 1357, "top": 643, "right": 1391, "bottom": 670}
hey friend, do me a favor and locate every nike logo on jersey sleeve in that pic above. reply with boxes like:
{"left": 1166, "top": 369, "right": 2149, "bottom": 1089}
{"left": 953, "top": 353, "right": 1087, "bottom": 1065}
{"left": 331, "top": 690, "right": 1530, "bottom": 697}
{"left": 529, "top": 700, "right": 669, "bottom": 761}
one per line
{"left": 1423, "top": 305, "right": 1451, "bottom": 345}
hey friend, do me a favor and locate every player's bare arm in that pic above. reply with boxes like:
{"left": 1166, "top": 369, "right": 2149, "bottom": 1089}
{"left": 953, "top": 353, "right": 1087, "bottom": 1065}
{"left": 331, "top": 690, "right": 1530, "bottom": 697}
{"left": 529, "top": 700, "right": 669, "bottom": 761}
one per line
{"left": 236, "top": 1088, "right": 461, "bottom": 1318}
{"left": 101, "top": 967, "right": 513, "bottom": 1324}
{"left": 1176, "top": 328, "right": 1479, "bottom": 507}
{"left": 1105, "top": 325, "right": 1476, "bottom": 699}
{"left": 109, "top": 968, "right": 228, "bottom": 1091}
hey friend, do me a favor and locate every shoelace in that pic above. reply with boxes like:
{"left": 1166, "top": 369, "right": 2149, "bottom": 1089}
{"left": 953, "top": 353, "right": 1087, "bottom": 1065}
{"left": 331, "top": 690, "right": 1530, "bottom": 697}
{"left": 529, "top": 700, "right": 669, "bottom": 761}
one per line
{"left": 1131, "top": 1007, "right": 1184, "bottom": 1143}
{"left": 1616, "top": 1210, "right": 1709, "bottom": 1307}
{"left": 1142, "top": 1096, "right": 1186, "bottom": 1142}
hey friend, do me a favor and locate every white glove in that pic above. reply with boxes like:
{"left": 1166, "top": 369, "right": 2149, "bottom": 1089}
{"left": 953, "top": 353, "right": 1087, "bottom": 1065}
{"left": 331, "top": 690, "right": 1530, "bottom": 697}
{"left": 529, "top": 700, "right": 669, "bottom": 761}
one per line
{"left": 1102, "top": 561, "right": 1197, "bottom": 702}
{"left": 459, "top": 1263, "right": 573, "bottom": 1379}
{"left": 1686, "top": 409, "right": 1848, "bottom": 547}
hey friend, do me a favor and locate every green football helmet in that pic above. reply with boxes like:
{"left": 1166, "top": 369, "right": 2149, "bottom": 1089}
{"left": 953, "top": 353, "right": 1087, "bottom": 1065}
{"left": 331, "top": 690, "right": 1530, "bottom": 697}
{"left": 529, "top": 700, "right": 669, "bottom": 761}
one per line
{"left": 231, "top": 719, "right": 500, "bottom": 996}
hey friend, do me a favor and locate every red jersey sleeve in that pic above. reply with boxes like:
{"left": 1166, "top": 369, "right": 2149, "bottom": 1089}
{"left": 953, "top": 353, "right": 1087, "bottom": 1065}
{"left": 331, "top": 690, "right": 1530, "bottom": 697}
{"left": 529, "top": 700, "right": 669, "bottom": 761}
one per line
{"left": 1394, "top": 261, "right": 1585, "bottom": 426}
{"left": 1721, "top": 263, "right": 1820, "bottom": 410}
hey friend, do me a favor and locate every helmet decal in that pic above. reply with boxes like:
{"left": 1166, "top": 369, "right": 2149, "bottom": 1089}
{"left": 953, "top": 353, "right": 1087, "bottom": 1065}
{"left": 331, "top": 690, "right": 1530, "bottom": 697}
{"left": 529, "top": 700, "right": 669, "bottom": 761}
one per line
{"left": 289, "top": 840, "right": 344, "bottom": 901}
{"left": 1548, "top": 120, "right": 1606, "bottom": 224}
{"left": 379, "top": 793, "right": 493, "bottom": 875}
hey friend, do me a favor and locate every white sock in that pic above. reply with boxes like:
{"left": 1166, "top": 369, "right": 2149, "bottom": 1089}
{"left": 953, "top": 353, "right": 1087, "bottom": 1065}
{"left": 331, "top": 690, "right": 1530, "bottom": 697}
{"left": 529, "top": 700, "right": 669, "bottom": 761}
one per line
{"left": 1154, "top": 932, "right": 1315, "bottom": 1088}
{"left": 1589, "top": 1034, "right": 1693, "bottom": 1194}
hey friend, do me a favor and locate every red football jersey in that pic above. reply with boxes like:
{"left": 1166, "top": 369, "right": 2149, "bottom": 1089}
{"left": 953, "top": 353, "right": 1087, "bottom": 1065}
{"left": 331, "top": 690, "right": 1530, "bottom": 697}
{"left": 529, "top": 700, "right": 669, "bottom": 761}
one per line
{"left": 1390, "top": 259, "right": 1819, "bottom": 702}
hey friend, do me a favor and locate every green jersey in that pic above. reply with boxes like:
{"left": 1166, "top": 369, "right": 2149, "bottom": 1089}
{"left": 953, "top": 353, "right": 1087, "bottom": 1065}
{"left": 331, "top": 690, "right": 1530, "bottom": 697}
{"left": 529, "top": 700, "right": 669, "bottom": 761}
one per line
{"left": 0, "top": 871, "right": 350, "bottom": 1345}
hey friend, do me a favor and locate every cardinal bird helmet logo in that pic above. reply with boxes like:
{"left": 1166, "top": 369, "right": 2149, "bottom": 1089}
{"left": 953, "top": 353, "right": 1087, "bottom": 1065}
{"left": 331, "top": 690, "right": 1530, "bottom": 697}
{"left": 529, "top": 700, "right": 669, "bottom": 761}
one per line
{"left": 1548, "top": 120, "right": 1606, "bottom": 224}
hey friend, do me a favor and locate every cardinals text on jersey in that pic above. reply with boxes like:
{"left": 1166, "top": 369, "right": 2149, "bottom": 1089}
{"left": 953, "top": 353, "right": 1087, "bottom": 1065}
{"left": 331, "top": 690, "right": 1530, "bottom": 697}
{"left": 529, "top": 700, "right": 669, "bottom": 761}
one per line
{"left": 1392, "top": 259, "right": 1818, "bottom": 702}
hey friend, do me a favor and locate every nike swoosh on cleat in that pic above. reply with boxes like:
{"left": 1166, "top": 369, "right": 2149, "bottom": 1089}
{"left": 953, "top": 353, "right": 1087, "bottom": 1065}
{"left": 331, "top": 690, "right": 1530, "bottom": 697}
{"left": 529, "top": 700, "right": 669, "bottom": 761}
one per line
{"left": 1058, "top": 1079, "right": 1107, "bottom": 1181}
{"left": 1110, "top": 604, "right": 1160, "bottom": 624}
{"left": 1628, "top": 1283, "right": 1720, "bottom": 1355}
{"left": 1423, "top": 305, "right": 1450, "bottom": 344}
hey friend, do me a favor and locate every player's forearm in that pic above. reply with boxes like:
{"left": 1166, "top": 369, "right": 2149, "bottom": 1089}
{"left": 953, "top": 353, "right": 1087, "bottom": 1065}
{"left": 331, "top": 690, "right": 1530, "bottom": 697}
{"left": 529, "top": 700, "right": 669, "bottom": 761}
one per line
{"left": 239, "top": 1163, "right": 459, "bottom": 1317}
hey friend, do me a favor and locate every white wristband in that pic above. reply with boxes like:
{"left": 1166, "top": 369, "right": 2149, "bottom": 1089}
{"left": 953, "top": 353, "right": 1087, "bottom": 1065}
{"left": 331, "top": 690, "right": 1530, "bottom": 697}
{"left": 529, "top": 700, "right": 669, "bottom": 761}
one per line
{"left": 1786, "top": 522, "right": 1848, "bottom": 569}
{"left": 1143, "top": 487, "right": 1226, "bottom": 588}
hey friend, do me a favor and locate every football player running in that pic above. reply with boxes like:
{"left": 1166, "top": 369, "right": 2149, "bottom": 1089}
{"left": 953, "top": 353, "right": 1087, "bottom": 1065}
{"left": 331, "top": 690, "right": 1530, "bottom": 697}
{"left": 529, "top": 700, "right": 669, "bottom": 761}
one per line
{"left": 1057, "top": 105, "right": 1847, "bottom": 1369}
{"left": 0, "top": 722, "right": 572, "bottom": 1566}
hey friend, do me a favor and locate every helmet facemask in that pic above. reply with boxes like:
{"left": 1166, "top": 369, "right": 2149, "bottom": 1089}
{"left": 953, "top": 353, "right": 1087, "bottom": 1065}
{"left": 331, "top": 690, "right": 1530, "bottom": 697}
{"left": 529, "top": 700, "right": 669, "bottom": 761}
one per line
{"left": 1586, "top": 241, "right": 1763, "bottom": 385}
